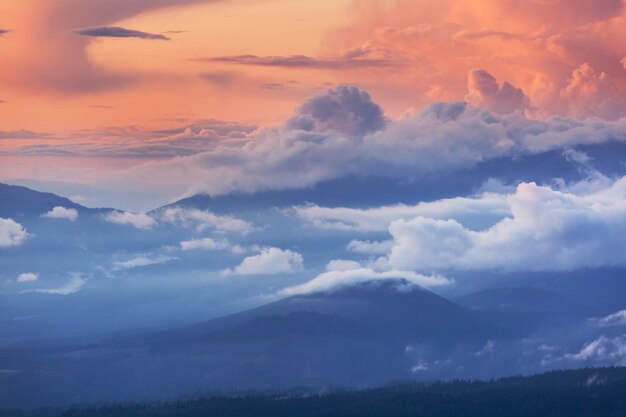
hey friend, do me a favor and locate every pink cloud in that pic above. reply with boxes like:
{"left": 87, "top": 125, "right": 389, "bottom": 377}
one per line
{"left": 465, "top": 69, "right": 528, "bottom": 114}
{"left": 561, "top": 63, "right": 626, "bottom": 120}
{"left": 0, "top": 0, "right": 222, "bottom": 94}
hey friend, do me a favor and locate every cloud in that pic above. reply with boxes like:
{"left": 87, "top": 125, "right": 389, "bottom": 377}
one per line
{"left": 104, "top": 211, "right": 156, "bottom": 229}
{"left": 112, "top": 254, "right": 175, "bottom": 271}
{"left": 180, "top": 237, "right": 229, "bottom": 251}
{"left": 0, "top": 130, "right": 51, "bottom": 140}
{"left": 161, "top": 207, "right": 253, "bottom": 234}
{"left": 7, "top": 120, "right": 255, "bottom": 158}
{"left": 0, "top": 29, "right": 10, "bottom": 36}
{"left": 560, "top": 336, "right": 626, "bottom": 365}
{"left": 474, "top": 340, "right": 496, "bottom": 357}
{"left": 7, "top": 86, "right": 626, "bottom": 199}
{"left": 277, "top": 261, "right": 450, "bottom": 297}
{"left": 346, "top": 239, "right": 394, "bottom": 255}
{"left": 294, "top": 192, "right": 510, "bottom": 232}
{"left": 116, "top": 86, "right": 626, "bottom": 197}
{"left": 0, "top": 218, "right": 29, "bottom": 247}
{"left": 325, "top": 259, "right": 364, "bottom": 271}
{"left": 465, "top": 69, "right": 528, "bottom": 114}
{"left": 259, "top": 82, "right": 288, "bottom": 91}
{"left": 29, "top": 274, "right": 86, "bottom": 296}
{"left": 199, "top": 71, "right": 239, "bottom": 88}
{"left": 310, "top": 0, "right": 626, "bottom": 118}
{"left": 193, "top": 47, "right": 402, "bottom": 70}
{"left": 560, "top": 63, "right": 626, "bottom": 120}
{"left": 17, "top": 273, "right": 39, "bottom": 283}
{"left": 0, "top": 0, "right": 220, "bottom": 93}
{"left": 381, "top": 177, "right": 626, "bottom": 272}
{"left": 595, "top": 310, "right": 626, "bottom": 327}
{"left": 223, "top": 247, "right": 303, "bottom": 276}
{"left": 285, "top": 85, "right": 386, "bottom": 137}
{"left": 42, "top": 206, "right": 79, "bottom": 221}
{"left": 72, "top": 26, "right": 170, "bottom": 40}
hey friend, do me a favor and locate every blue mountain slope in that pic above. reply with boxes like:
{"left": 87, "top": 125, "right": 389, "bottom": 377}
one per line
{"left": 0, "top": 183, "right": 109, "bottom": 219}
{"left": 0, "top": 280, "right": 520, "bottom": 409}
{"left": 155, "top": 140, "right": 626, "bottom": 215}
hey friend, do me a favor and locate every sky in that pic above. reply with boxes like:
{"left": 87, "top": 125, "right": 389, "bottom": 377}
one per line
{"left": 2, "top": 1, "right": 626, "bottom": 376}
{"left": 1, "top": 0, "right": 626, "bottom": 207}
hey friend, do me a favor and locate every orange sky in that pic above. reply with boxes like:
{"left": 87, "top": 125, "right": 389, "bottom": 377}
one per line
{"left": 1, "top": 0, "right": 626, "bottom": 189}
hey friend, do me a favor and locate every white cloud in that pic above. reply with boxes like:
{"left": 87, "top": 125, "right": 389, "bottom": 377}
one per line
{"left": 293, "top": 192, "right": 510, "bottom": 232}
{"left": 16, "top": 272, "right": 38, "bottom": 283}
{"left": 104, "top": 211, "right": 156, "bottom": 230}
{"left": 161, "top": 207, "right": 253, "bottom": 234}
{"left": 112, "top": 255, "right": 175, "bottom": 271}
{"left": 561, "top": 335, "right": 626, "bottom": 364}
{"left": 474, "top": 340, "right": 496, "bottom": 356}
{"left": 0, "top": 218, "right": 29, "bottom": 247}
{"left": 595, "top": 310, "right": 626, "bottom": 327}
{"left": 223, "top": 247, "right": 303, "bottom": 276}
{"left": 278, "top": 262, "right": 450, "bottom": 297}
{"left": 325, "top": 259, "right": 363, "bottom": 271}
{"left": 29, "top": 274, "right": 86, "bottom": 296}
{"left": 42, "top": 206, "right": 79, "bottom": 221}
{"left": 346, "top": 239, "right": 394, "bottom": 255}
{"left": 561, "top": 149, "right": 614, "bottom": 194}
{"left": 381, "top": 177, "right": 626, "bottom": 272}
{"left": 180, "top": 237, "right": 230, "bottom": 251}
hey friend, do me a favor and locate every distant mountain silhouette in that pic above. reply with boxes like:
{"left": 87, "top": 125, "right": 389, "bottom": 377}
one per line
{"left": 0, "top": 280, "right": 520, "bottom": 408}
{"left": 0, "top": 183, "right": 109, "bottom": 219}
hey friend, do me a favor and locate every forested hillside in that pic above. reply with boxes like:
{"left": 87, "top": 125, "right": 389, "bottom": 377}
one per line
{"left": 3, "top": 367, "right": 625, "bottom": 417}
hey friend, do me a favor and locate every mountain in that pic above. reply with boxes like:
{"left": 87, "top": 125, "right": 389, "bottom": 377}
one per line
{"left": 0, "top": 280, "right": 520, "bottom": 409}
{"left": 6, "top": 179, "right": 168, "bottom": 212}
{"left": 154, "top": 140, "right": 626, "bottom": 215}
{"left": 0, "top": 183, "right": 107, "bottom": 220}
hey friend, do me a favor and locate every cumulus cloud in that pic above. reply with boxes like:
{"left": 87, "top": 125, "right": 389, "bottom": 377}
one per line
{"left": 161, "top": 207, "right": 252, "bottom": 234}
{"left": 466, "top": 69, "right": 528, "bottom": 114}
{"left": 72, "top": 26, "right": 170, "bottom": 40}
{"left": 104, "top": 211, "right": 156, "bottom": 229}
{"left": 560, "top": 63, "right": 626, "bottom": 120}
{"left": 381, "top": 177, "right": 626, "bottom": 272}
{"left": 42, "top": 206, "right": 79, "bottom": 221}
{"left": 17, "top": 272, "right": 39, "bottom": 283}
{"left": 0, "top": 218, "right": 29, "bottom": 247}
{"left": 223, "top": 247, "right": 303, "bottom": 276}
{"left": 278, "top": 261, "right": 450, "bottom": 296}
{"left": 285, "top": 85, "right": 386, "bottom": 137}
